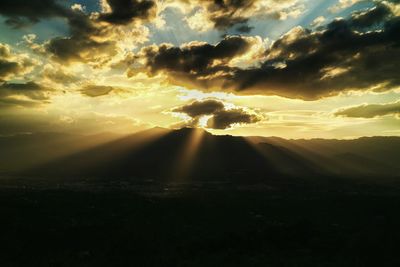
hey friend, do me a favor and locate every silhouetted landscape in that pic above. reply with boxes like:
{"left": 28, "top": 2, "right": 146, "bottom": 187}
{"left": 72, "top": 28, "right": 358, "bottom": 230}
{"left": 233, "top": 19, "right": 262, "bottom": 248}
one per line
{"left": 2, "top": 0, "right": 400, "bottom": 265}
{"left": 2, "top": 128, "right": 400, "bottom": 182}
{"left": 1, "top": 128, "right": 400, "bottom": 266}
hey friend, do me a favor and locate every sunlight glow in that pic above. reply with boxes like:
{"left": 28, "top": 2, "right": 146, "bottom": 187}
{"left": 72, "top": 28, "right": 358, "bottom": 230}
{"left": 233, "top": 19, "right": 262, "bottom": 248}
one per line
{"left": 170, "top": 128, "right": 205, "bottom": 182}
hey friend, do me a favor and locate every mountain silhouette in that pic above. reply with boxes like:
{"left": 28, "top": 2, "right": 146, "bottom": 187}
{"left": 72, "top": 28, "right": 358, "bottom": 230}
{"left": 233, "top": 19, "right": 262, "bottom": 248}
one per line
{"left": 1, "top": 128, "right": 399, "bottom": 185}
{"left": 25, "top": 128, "right": 282, "bottom": 184}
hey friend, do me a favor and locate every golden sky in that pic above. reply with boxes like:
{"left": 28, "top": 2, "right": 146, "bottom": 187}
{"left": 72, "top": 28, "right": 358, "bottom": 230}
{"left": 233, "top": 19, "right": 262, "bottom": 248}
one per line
{"left": 0, "top": 0, "right": 399, "bottom": 138}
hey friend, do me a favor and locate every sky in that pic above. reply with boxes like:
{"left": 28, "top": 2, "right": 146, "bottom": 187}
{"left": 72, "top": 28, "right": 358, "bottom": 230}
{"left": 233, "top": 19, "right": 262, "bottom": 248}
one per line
{"left": 0, "top": 0, "right": 399, "bottom": 139}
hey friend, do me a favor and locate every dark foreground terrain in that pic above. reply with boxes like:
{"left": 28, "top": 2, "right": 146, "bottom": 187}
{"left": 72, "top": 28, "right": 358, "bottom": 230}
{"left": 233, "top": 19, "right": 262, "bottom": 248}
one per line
{"left": 1, "top": 129, "right": 399, "bottom": 266}
{"left": 1, "top": 180, "right": 400, "bottom": 267}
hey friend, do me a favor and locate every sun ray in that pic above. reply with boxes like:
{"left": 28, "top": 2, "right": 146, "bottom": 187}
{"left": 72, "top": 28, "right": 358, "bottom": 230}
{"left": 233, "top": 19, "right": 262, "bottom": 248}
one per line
{"left": 169, "top": 128, "right": 205, "bottom": 184}
{"left": 25, "top": 127, "right": 171, "bottom": 173}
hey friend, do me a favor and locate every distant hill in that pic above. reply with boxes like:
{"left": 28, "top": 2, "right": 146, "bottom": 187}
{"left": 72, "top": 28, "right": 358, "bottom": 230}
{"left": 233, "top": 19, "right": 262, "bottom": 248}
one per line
{"left": 247, "top": 135, "right": 400, "bottom": 178}
{"left": 23, "top": 128, "right": 281, "bottom": 184}
{"left": 1, "top": 128, "right": 399, "bottom": 185}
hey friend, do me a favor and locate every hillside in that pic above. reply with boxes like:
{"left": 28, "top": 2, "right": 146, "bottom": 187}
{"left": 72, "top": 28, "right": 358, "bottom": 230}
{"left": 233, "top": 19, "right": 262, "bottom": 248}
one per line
{"left": 1, "top": 128, "right": 399, "bottom": 186}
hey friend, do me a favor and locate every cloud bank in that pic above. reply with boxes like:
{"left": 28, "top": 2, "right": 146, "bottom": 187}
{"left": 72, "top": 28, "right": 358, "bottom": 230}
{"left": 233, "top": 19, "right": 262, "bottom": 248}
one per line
{"left": 131, "top": 2, "right": 400, "bottom": 100}
{"left": 336, "top": 100, "right": 400, "bottom": 118}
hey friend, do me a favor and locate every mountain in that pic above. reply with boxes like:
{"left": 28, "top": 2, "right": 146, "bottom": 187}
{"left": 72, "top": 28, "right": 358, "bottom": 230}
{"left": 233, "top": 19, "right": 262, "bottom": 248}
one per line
{"left": 1, "top": 128, "right": 399, "bottom": 185}
{"left": 24, "top": 128, "right": 281, "bottom": 184}
{"left": 248, "top": 136, "right": 400, "bottom": 178}
{"left": 0, "top": 131, "right": 120, "bottom": 173}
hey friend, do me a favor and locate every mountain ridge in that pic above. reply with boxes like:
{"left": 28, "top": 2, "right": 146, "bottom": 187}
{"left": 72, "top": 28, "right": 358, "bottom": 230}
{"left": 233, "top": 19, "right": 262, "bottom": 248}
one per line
{"left": 1, "top": 128, "right": 399, "bottom": 185}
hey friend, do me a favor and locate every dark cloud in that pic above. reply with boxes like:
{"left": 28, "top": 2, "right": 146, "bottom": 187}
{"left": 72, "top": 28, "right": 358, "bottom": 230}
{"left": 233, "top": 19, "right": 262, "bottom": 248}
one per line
{"left": 0, "top": 1, "right": 146, "bottom": 65}
{"left": 207, "top": 0, "right": 254, "bottom": 30}
{"left": 45, "top": 10, "right": 118, "bottom": 65}
{"left": 143, "top": 35, "right": 251, "bottom": 72}
{"left": 80, "top": 85, "right": 114, "bottom": 97}
{"left": 172, "top": 99, "right": 224, "bottom": 117}
{"left": 0, "top": 0, "right": 157, "bottom": 27}
{"left": 0, "top": 82, "right": 51, "bottom": 107}
{"left": 0, "top": 0, "right": 69, "bottom": 28}
{"left": 173, "top": 99, "right": 262, "bottom": 129}
{"left": 348, "top": 3, "right": 392, "bottom": 29}
{"left": 134, "top": 3, "right": 400, "bottom": 100}
{"left": 0, "top": 45, "right": 11, "bottom": 58}
{"left": 235, "top": 24, "right": 254, "bottom": 33}
{"left": 335, "top": 101, "right": 400, "bottom": 118}
{"left": 79, "top": 84, "right": 130, "bottom": 97}
{"left": 181, "top": 0, "right": 299, "bottom": 32}
{"left": 207, "top": 108, "right": 261, "bottom": 129}
{"left": 229, "top": 8, "right": 400, "bottom": 99}
{"left": 135, "top": 35, "right": 255, "bottom": 88}
{"left": 0, "top": 43, "right": 36, "bottom": 80}
{"left": 0, "top": 82, "right": 44, "bottom": 91}
{"left": 0, "top": 59, "right": 20, "bottom": 80}
{"left": 99, "top": 0, "right": 157, "bottom": 24}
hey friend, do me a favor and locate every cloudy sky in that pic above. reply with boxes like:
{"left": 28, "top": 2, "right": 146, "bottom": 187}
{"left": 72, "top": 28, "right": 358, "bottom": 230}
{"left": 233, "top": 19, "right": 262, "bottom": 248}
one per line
{"left": 0, "top": 0, "right": 399, "bottom": 138}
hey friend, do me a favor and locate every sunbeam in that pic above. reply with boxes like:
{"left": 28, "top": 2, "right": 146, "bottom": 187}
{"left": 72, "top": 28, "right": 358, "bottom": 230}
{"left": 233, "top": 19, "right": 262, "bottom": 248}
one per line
{"left": 168, "top": 128, "right": 205, "bottom": 183}
{"left": 23, "top": 127, "right": 171, "bottom": 176}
